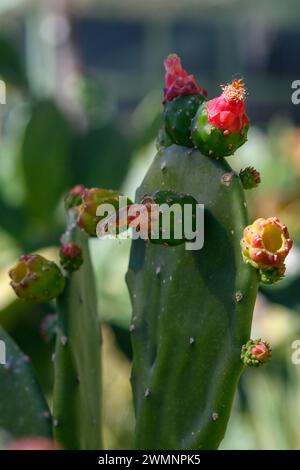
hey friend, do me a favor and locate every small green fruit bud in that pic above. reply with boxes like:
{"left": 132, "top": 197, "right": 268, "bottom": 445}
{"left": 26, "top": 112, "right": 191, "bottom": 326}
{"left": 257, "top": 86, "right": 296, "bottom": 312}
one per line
{"left": 9, "top": 254, "right": 65, "bottom": 303}
{"left": 59, "top": 242, "right": 83, "bottom": 272}
{"left": 239, "top": 167, "right": 261, "bottom": 189}
{"left": 164, "top": 94, "right": 206, "bottom": 147}
{"left": 77, "top": 188, "right": 131, "bottom": 237}
{"left": 241, "top": 339, "right": 271, "bottom": 367}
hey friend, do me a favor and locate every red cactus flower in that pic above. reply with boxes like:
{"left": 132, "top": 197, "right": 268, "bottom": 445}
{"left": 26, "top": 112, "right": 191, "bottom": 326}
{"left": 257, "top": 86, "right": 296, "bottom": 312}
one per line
{"left": 163, "top": 54, "right": 207, "bottom": 103}
{"left": 207, "top": 79, "right": 249, "bottom": 134}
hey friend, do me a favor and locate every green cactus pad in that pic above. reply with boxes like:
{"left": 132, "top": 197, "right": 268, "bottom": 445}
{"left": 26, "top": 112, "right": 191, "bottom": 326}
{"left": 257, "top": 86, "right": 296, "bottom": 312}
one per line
{"left": 164, "top": 94, "right": 206, "bottom": 147}
{"left": 53, "top": 211, "right": 102, "bottom": 449}
{"left": 0, "top": 327, "right": 52, "bottom": 439}
{"left": 192, "top": 102, "right": 249, "bottom": 158}
{"left": 126, "top": 144, "right": 258, "bottom": 449}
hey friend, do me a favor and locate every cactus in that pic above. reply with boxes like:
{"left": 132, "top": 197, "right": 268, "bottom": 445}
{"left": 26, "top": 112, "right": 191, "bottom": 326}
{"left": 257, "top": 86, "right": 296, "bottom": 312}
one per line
{"left": 126, "top": 144, "right": 258, "bottom": 449}
{"left": 239, "top": 167, "right": 261, "bottom": 190}
{"left": 0, "top": 327, "right": 52, "bottom": 439}
{"left": 3, "top": 52, "right": 294, "bottom": 451}
{"left": 125, "top": 54, "right": 292, "bottom": 450}
{"left": 52, "top": 209, "right": 102, "bottom": 449}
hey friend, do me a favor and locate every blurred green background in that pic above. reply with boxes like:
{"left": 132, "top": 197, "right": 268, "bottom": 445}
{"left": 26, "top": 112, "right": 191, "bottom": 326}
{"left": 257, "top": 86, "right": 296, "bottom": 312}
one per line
{"left": 1, "top": 0, "right": 300, "bottom": 449}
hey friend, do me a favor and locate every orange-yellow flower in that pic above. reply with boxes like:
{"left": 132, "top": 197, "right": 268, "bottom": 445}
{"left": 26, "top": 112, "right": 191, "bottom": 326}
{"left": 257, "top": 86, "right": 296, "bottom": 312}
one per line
{"left": 241, "top": 217, "right": 292, "bottom": 270}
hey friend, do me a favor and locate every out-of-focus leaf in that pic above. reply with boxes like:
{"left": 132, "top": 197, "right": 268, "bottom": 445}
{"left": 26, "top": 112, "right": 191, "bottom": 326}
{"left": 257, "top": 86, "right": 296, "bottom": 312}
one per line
{"left": 0, "top": 35, "right": 27, "bottom": 89}
{"left": 0, "top": 196, "right": 26, "bottom": 240}
{"left": 72, "top": 124, "right": 132, "bottom": 189}
{"left": 21, "top": 100, "right": 71, "bottom": 223}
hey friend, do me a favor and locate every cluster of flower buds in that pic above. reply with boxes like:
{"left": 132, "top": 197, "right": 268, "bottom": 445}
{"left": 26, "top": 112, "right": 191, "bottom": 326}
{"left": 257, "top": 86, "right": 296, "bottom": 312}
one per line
{"left": 241, "top": 339, "right": 271, "bottom": 367}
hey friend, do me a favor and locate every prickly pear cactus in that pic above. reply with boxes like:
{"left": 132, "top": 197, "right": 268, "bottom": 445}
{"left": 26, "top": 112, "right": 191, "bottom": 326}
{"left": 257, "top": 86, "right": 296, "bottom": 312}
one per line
{"left": 126, "top": 55, "right": 259, "bottom": 449}
{"left": 52, "top": 210, "right": 102, "bottom": 450}
{"left": 0, "top": 327, "right": 52, "bottom": 439}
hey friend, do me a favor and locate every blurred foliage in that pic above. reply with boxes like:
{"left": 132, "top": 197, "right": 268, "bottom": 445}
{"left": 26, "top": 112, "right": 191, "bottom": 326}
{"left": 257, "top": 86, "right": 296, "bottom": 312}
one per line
{"left": 0, "top": 35, "right": 27, "bottom": 90}
{"left": 0, "top": 16, "right": 300, "bottom": 449}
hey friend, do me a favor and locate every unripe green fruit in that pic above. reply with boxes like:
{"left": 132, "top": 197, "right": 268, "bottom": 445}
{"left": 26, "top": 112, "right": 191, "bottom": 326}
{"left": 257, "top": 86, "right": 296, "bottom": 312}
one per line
{"left": 77, "top": 188, "right": 131, "bottom": 237}
{"left": 192, "top": 102, "right": 248, "bottom": 158}
{"left": 239, "top": 167, "right": 261, "bottom": 189}
{"left": 164, "top": 94, "right": 206, "bottom": 147}
{"left": 9, "top": 254, "right": 65, "bottom": 303}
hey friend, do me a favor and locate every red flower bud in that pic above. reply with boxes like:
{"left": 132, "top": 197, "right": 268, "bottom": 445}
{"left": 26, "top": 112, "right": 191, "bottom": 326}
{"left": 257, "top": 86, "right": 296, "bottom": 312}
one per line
{"left": 163, "top": 53, "right": 207, "bottom": 103}
{"left": 59, "top": 242, "right": 83, "bottom": 272}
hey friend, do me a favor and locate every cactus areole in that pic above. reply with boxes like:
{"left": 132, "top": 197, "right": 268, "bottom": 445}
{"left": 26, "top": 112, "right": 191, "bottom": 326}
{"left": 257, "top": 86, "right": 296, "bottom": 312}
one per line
{"left": 126, "top": 54, "right": 292, "bottom": 450}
